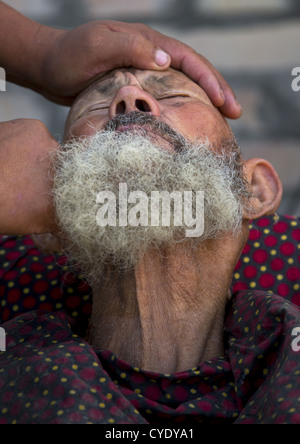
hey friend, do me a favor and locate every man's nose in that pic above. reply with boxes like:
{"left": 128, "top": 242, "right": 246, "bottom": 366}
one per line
{"left": 109, "top": 85, "right": 161, "bottom": 119}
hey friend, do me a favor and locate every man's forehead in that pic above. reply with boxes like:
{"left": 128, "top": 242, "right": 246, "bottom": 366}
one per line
{"left": 79, "top": 67, "right": 205, "bottom": 100}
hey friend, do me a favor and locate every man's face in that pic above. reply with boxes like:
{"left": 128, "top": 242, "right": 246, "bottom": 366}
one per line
{"left": 64, "top": 67, "right": 232, "bottom": 146}
{"left": 53, "top": 68, "right": 251, "bottom": 284}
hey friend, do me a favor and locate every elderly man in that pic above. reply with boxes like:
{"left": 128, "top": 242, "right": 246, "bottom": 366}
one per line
{"left": 0, "top": 67, "right": 299, "bottom": 425}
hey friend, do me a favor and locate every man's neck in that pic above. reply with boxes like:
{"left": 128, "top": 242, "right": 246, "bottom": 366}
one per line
{"left": 87, "top": 235, "right": 245, "bottom": 374}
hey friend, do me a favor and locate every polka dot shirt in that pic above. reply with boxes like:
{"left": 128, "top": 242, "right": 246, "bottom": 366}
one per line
{"left": 0, "top": 214, "right": 299, "bottom": 424}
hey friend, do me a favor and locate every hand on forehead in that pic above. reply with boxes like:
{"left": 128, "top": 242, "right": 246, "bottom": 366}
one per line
{"left": 64, "top": 68, "right": 233, "bottom": 146}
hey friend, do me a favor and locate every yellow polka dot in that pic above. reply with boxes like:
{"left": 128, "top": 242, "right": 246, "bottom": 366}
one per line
{"left": 108, "top": 418, "right": 115, "bottom": 424}
{"left": 244, "top": 327, "right": 249, "bottom": 333}
{"left": 135, "top": 389, "right": 141, "bottom": 394}
{"left": 277, "top": 274, "right": 284, "bottom": 281}
{"left": 8, "top": 282, "right": 14, "bottom": 288}
{"left": 120, "top": 373, "right": 127, "bottom": 379}
{"left": 57, "top": 410, "right": 64, "bottom": 416}
{"left": 69, "top": 390, "right": 76, "bottom": 395}
{"left": 254, "top": 242, "right": 260, "bottom": 248}
{"left": 288, "top": 258, "right": 294, "bottom": 264}
{"left": 294, "top": 284, "right": 300, "bottom": 291}
{"left": 61, "top": 378, "right": 67, "bottom": 383}
{"left": 281, "top": 235, "right": 288, "bottom": 241}
{"left": 234, "top": 273, "right": 240, "bottom": 279}
{"left": 264, "top": 229, "right": 270, "bottom": 234}
{"left": 188, "top": 403, "right": 196, "bottom": 408}
{"left": 78, "top": 405, "right": 85, "bottom": 411}
{"left": 72, "top": 365, "right": 78, "bottom": 370}
{"left": 270, "top": 249, "right": 277, "bottom": 256}
{"left": 52, "top": 366, "right": 59, "bottom": 371}
{"left": 99, "top": 403, "right": 106, "bottom": 408}
{"left": 106, "top": 393, "right": 113, "bottom": 400}
{"left": 257, "top": 325, "right": 261, "bottom": 331}
{"left": 243, "top": 257, "right": 250, "bottom": 263}
{"left": 250, "top": 282, "right": 256, "bottom": 288}
{"left": 190, "top": 389, "right": 197, "bottom": 394}
{"left": 25, "top": 402, "right": 31, "bottom": 408}
{"left": 67, "top": 288, "right": 74, "bottom": 294}
{"left": 260, "top": 266, "right": 267, "bottom": 272}
{"left": 35, "top": 274, "right": 42, "bottom": 279}
{"left": 2, "top": 408, "right": 8, "bottom": 414}
{"left": 263, "top": 369, "right": 268, "bottom": 376}
{"left": 100, "top": 377, "right": 106, "bottom": 383}
{"left": 34, "top": 377, "right": 39, "bottom": 383}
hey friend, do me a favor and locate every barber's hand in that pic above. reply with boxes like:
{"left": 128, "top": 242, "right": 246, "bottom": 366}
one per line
{"left": 0, "top": 120, "right": 58, "bottom": 236}
{"left": 40, "top": 21, "right": 242, "bottom": 119}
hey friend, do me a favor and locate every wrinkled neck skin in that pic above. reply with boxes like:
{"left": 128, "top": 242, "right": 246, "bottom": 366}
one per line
{"left": 87, "top": 227, "right": 249, "bottom": 374}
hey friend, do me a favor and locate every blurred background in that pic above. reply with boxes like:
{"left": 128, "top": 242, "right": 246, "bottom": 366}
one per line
{"left": 0, "top": 0, "right": 299, "bottom": 215}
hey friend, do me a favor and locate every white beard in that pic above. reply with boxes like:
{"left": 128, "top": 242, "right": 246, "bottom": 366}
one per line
{"left": 52, "top": 127, "right": 251, "bottom": 285}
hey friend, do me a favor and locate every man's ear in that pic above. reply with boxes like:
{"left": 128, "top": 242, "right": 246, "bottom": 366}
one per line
{"left": 243, "top": 158, "right": 283, "bottom": 220}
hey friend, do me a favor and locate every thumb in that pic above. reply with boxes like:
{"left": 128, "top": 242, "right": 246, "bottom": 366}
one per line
{"left": 106, "top": 32, "right": 171, "bottom": 71}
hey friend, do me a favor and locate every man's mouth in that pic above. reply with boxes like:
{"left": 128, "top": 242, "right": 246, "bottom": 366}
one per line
{"left": 115, "top": 124, "right": 175, "bottom": 153}
{"left": 105, "top": 111, "right": 186, "bottom": 153}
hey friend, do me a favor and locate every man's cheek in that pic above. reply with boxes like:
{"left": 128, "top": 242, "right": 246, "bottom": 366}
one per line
{"left": 66, "top": 117, "right": 105, "bottom": 139}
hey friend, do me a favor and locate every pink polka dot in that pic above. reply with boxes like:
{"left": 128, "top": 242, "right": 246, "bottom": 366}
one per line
{"left": 253, "top": 250, "right": 268, "bottom": 264}
{"left": 249, "top": 229, "right": 261, "bottom": 241}
{"left": 259, "top": 274, "right": 275, "bottom": 288}
{"left": 274, "top": 221, "right": 288, "bottom": 233}
{"left": 244, "top": 266, "right": 257, "bottom": 279}
{"left": 264, "top": 235, "right": 278, "bottom": 247}
{"left": 271, "top": 258, "right": 284, "bottom": 271}
{"left": 287, "top": 267, "right": 300, "bottom": 282}
{"left": 277, "top": 283, "right": 290, "bottom": 297}
{"left": 280, "top": 243, "right": 295, "bottom": 256}
{"left": 292, "top": 229, "right": 300, "bottom": 241}
{"left": 257, "top": 218, "right": 270, "bottom": 227}
{"left": 19, "top": 273, "right": 32, "bottom": 285}
{"left": 7, "top": 288, "right": 21, "bottom": 304}
{"left": 292, "top": 293, "right": 300, "bottom": 307}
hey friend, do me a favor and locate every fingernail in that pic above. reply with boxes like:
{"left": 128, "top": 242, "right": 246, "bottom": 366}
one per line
{"left": 235, "top": 100, "right": 243, "bottom": 112}
{"left": 155, "top": 49, "right": 170, "bottom": 67}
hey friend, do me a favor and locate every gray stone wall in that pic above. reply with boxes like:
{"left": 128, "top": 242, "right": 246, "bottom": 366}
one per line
{"left": 1, "top": 0, "right": 299, "bottom": 215}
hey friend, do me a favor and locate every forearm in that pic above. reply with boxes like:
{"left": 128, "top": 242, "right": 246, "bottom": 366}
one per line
{"left": 0, "top": 1, "right": 63, "bottom": 92}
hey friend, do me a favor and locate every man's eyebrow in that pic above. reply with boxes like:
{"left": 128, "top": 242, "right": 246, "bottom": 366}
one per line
{"left": 145, "top": 74, "right": 178, "bottom": 88}
{"left": 93, "top": 78, "right": 122, "bottom": 95}
{"left": 143, "top": 73, "right": 184, "bottom": 90}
